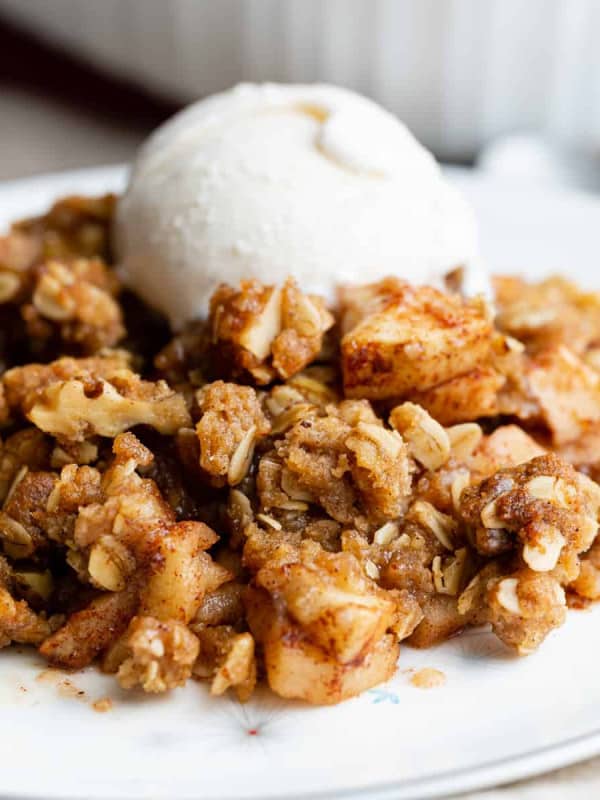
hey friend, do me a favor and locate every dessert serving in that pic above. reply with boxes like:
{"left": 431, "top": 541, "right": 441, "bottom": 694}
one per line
{"left": 1, "top": 85, "right": 600, "bottom": 707}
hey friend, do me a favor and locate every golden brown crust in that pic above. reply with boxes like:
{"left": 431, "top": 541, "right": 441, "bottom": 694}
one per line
{"left": 116, "top": 616, "right": 200, "bottom": 692}
{"left": 459, "top": 453, "right": 600, "bottom": 573}
{"left": 209, "top": 277, "right": 334, "bottom": 384}
{"left": 24, "top": 258, "right": 124, "bottom": 353}
{"left": 196, "top": 381, "right": 271, "bottom": 486}
{"left": 1, "top": 195, "right": 123, "bottom": 360}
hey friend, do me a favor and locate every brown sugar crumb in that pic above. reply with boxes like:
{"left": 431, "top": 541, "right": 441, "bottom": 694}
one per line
{"left": 58, "top": 678, "right": 86, "bottom": 700}
{"left": 196, "top": 380, "right": 270, "bottom": 487}
{"left": 36, "top": 668, "right": 87, "bottom": 700}
{"left": 92, "top": 697, "right": 113, "bottom": 713}
{"left": 410, "top": 667, "right": 446, "bottom": 689}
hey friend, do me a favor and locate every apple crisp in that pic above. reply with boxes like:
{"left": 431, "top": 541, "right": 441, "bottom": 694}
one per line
{"left": 1, "top": 193, "right": 600, "bottom": 705}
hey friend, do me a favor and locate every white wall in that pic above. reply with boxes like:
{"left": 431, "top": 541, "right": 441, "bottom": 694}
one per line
{"left": 2, "top": 0, "right": 600, "bottom": 159}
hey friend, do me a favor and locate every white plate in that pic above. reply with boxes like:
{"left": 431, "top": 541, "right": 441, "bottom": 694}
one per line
{"left": 2, "top": 166, "right": 600, "bottom": 800}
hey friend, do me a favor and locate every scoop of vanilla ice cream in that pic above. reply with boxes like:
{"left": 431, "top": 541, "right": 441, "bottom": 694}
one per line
{"left": 115, "top": 83, "right": 482, "bottom": 327}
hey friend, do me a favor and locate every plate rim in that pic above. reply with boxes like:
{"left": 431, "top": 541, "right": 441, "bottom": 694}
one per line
{"left": 2, "top": 726, "right": 600, "bottom": 800}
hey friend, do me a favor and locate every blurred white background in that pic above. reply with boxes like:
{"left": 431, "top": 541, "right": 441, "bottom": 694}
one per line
{"left": 1, "top": 0, "right": 600, "bottom": 187}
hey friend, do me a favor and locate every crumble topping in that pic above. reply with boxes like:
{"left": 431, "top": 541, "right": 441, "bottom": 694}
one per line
{"left": 1, "top": 194, "right": 600, "bottom": 705}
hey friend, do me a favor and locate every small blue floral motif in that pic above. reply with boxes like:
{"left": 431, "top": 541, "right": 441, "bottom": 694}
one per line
{"left": 368, "top": 688, "right": 400, "bottom": 705}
